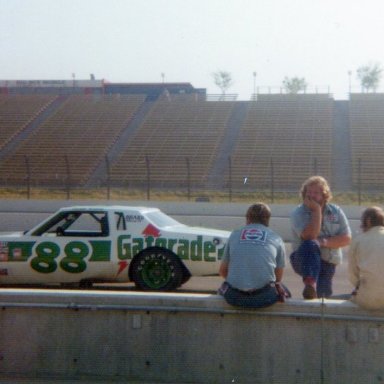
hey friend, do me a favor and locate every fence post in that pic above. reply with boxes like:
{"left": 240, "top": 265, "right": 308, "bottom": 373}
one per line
{"left": 313, "top": 158, "right": 318, "bottom": 175}
{"left": 65, "top": 155, "right": 71, "bottom": 200}
{"left": 186, "top": 157, "right": 191, "bottom": 201}
{"left": 228, "top": 156, "right": 232, "bottom": 202}
{"left": 270, "top": 158, "right": 274, "bottom": 203}
{"left": 358, "top": 158, "right": 362, "bottom": 205}
{"left": 145, "top": 155, "right": 150, "bottom": 201}
{"left": 105, "top": 155, "right": 111, "bottom": 200}
{"left": 24, "top": 155, "right": 31, "bottom": 200}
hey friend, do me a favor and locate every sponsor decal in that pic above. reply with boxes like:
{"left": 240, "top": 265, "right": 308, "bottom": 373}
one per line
{"left": 0, "top": 232, "right": 225, "bottom": 277}
{"left": 12, "top": 248, "right": 23, "bottom": 260}
{"left": 142, "top": 224, "right": 161, "bottom": 238}
{"left": 125, "top": 215, "right": 144, "bottom": 223}
{"left": 240, "top": 228, "right": 267, "bottom": 244}
{"left": 117, "top": 234, "right": 225, "bottom": 262}
{"left": 0, "top": 240, "right": 111, "bottom": 274}
{"left": 117, "top": 260, "right": 128, "bottom": 276}
{"left": 326, "top": 213, "right": 338, "bottom": 223}
{"left": 0, "top": 241, "right": 9, "bottom": 261}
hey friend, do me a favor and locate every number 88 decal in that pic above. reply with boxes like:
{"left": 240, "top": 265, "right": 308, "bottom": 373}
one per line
{"left": 31, "top": 241, "right": 89, "bottom": 274}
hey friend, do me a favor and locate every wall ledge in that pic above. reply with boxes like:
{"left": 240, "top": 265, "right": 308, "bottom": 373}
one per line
{"left": 1, "top": 288, "right": 383, "bottom": 321}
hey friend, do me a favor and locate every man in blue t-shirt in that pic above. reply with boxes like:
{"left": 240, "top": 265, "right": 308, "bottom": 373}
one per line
{"left": 219, "top": 203, "right": 289, "bottom": 308}
{"left": 290, "top": 176, "right": 351, "bottom": 299}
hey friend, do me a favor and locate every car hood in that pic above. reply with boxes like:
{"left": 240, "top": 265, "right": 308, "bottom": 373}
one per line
{"left": 164, "top": 225, "right": 230, "bottom": 238}
{"left": 0, "top": 231, "right": 24, "bottom": 237}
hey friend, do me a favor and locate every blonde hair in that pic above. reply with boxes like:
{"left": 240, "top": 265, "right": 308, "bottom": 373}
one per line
{"left": 300, "top": 176, "right": 332, "bottom": 203}
{"left": 246, "top": 203, "right": 271, "bottom": 226}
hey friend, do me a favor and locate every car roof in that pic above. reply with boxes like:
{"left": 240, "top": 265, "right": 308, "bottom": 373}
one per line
{"left": 58, "top": 206, "right": 161, "bottom": 213}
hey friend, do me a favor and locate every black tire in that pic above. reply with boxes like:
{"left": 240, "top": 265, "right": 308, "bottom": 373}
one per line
{"left": 79, "top": 280, "right": 93, "bottom": 289}
{"left": 130, "top": 247, "right": 184, "bottom": 291}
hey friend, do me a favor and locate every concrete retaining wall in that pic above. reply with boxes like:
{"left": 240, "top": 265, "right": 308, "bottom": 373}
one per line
{"left": 1, "top": 289, "right": 384, "bottom": 383}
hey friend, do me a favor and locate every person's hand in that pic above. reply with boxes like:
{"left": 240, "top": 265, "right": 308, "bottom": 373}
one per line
{"left": 275, "top": 282, "right": 289, "bottom": 302}
{"left": 304, "top": 195, "right": 321, "bottom": 212}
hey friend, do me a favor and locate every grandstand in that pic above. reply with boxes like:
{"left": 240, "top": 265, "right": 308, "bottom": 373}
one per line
{"left": 349, "top": 93, "right": 384, "bottom": 190}
{"left": 0, "top": 79, "right": 383, "bottom": 193}
{"left": 109, "top": 93, "right": 236, "bottom": 188}
{"left": 0, "top": 93, "right": 145, "bottom": 185}
{"left": 229, "top": 94, "right": 333, "bottom": 190}
{"left": 0, "top": 94, "right": 56, "bottom": 150}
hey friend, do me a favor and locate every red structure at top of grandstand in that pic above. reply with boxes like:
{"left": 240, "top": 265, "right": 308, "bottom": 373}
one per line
{"left": 0, "top": 79, "right": 206, "bottom": 101}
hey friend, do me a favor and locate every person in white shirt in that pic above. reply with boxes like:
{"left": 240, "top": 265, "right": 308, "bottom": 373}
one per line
{"left": 348, "top": 206, "right": 384, "bottom": 310}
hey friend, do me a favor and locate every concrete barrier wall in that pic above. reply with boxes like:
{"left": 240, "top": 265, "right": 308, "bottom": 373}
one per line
{"left": 0, "top": 289, "right": 384, "bottom": 383}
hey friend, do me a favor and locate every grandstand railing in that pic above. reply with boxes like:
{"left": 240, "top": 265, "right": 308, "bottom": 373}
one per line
{"left": 0, "top": 155, "right": 377, "bottom": 204}
{"left": 206, "top": 94, "right": 238, "bottom": 101}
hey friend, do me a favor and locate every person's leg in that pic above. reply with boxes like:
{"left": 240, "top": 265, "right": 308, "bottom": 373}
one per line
{"left": 223, "top": 284, "right": 279, "bottom": 308}
{"left": 316, "top": 260, "right": 336, "bottom": 298}
{"left": 290, "top": 240, "right": 321, "bottom": 299}
{"left": 290, "top": 240, "right": 321, "bottom": 279}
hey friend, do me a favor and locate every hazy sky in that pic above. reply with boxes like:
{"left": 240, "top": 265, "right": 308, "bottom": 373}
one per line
{"left": 1, "top": 0, "right": 384, "bottom": 99}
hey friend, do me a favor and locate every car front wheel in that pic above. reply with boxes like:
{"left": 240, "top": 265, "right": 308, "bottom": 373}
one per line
{"left": 130, "top": 247, "right": 184, "bottom": 291}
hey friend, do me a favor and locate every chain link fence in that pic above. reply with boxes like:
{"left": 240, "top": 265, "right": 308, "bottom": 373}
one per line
{"left": 0, "top": 155, "right": 383, "bottom": 205}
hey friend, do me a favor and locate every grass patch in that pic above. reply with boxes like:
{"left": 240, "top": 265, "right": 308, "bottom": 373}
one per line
{"left": 0, "top": 187, "right": 382, "bottom": 206}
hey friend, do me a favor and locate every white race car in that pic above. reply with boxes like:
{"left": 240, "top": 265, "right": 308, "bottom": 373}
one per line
{"left": 0, "top": 206, "right": 230, "bottom": 290}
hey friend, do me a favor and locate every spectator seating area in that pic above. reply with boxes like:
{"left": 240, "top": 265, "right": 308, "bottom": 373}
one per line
{"left": 1, "top": 91, "right": 384, "bottom": 191}
{"left": 229, "top": 94, "right": 333, "bottom": 189}
{"left": 349, "top": 93, "right": 384, "bottom": 189}
{"left": 109, "top": 94, "right": 235, "bottom": 187}
{"left": 0, "top": 94, "right": 146, "bottom": 185}
{"left": 0, "top": 94, "right": 56, "bottom": 150}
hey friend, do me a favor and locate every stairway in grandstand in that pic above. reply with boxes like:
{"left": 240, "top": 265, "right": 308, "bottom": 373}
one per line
{"left": 0, "top": 94, "right": 146, "bottom": 186}
{"left": 226, "top": 94, "right": 334, "bottom": 191}
{"left": 0, "top": 94, "right": 64, "bottom": 159}
{"left": 349, "top": 94, "right": 384, "bottom": 190}
{"left": 331, "top": 101, "right": 352, "bottom": 191}
{"left": 108, "top": 94, "right": 236, "bottom": 188}
{"left": 4, "top": 90, "right": 384, "bottom": 192}
{"left": 86, "top": 100, "right": 155, "bottom": 186}
{"left": 206, "top": 101, "right": 249, "bottom": 188}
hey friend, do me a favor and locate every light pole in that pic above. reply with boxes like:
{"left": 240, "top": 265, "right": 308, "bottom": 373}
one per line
{"left": 253, "top": 71, "right": 257, "bottom": 100}
{"left": 161, "top": 72, "right": 165, "bottom": 83}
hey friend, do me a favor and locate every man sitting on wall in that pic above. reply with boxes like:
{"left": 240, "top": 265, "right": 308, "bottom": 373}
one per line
{"left": 218, "top": 203, "right": 290, "bottom": 308}
{"left": 348, "top": 206, "right": 384, "bottom": 310}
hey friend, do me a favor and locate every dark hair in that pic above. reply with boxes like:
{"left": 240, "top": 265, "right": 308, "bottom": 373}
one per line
{"left": 246, "top": 203, "right": 271, "bottom": 226}
{"left": 361, "top": 206, "right": 384, "bottom": 230}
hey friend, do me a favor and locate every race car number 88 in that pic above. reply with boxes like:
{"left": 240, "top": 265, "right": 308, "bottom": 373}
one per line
{"left": 30, "top": 241, "right": 89, "bottom": 274}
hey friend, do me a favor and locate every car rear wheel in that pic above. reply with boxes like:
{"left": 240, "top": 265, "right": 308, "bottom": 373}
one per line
{"left": 130, "top": 247, "right": 184, "bottom": 291}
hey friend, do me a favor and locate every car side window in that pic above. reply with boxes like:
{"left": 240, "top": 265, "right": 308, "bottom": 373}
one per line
{"left": 32, "top": 211, "right": 110, "bottom": 237}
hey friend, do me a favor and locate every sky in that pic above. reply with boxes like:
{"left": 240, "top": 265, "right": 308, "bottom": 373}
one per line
{"left": 1, "top": 0, "right": 384, "bottom": 100}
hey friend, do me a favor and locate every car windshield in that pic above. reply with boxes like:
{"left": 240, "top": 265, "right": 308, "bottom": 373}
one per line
{"left": 145, "top": 211, "right": 182, "bottom": 228}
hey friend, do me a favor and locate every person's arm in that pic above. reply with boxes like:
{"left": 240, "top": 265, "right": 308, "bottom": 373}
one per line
{"left": 274, "top": 267, "right": 284, "bottom": 283}
{"left": 274, "top": 267, "right": 288, "bottom": 302}
{"left": 347, "top": 240, "right": 359, "bottom": 288}
{"left": 219, "top": 260, "right": 229, "bottom": 278}
{"left": 300, "top": 197, "right": 322, "bottom": 240}
{"left": 318, "top": 233, "right": 352, "bottom": 249}
{"left": 219, "top": 234, "right": 232, "bottom": 279}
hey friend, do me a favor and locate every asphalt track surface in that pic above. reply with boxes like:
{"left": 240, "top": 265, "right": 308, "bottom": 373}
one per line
{"left": 95, "top": 242, "right": 354, "bottom": 300}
